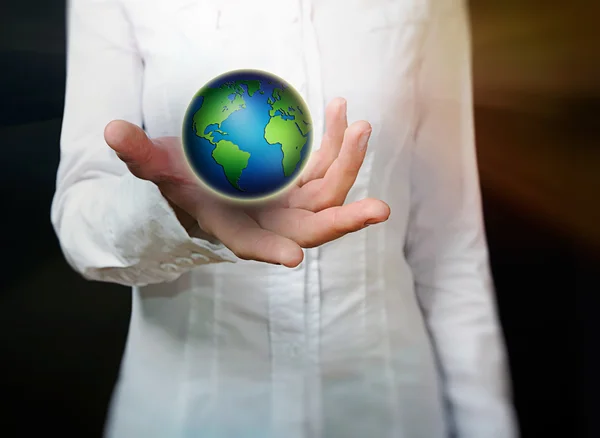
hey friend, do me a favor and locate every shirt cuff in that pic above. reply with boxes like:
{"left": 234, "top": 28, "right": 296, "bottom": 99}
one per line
{"left": 99, "top": 173, "right": 236, "bottom": 285}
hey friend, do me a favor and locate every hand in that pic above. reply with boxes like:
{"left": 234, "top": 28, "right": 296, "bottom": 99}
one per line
{"left": 104, "top": 98, "right": 390, "bottom": 267}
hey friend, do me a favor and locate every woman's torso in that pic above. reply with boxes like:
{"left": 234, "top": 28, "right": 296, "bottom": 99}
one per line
{"left": 106, "top": 1, "right": 456, "bottom": 436}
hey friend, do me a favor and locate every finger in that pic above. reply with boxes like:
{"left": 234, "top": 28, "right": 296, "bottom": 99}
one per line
{"left": 290, "top": 121, "right": 371, "bottom": 211}
{"left": 104, "top": 120, "right": 155, "bottom": 178}
{"left": 255, "top": 198, "right": 390, "bottom": 248}
{"left": 198, "top": 201, "right": 304, "bottom": 267}
{"left": 104, "top": 120, "right": 188, "bottom": 183}
{"left": 298, "top": 98, "right": 347, "bottom": 185}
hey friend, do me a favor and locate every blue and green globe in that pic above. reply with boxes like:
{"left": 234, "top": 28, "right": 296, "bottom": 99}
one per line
{"left": 182, "top": 69, "right": 313, "bottom": 201}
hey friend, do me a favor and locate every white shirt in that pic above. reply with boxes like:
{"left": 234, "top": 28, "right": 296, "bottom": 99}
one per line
{"left": 52, "top": 0, "right": 517, "bottom": 437}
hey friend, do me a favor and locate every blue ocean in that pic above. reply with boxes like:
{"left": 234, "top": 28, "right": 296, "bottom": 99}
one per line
{"left": 182, "top": 70, "right": 312, "bottom": 199}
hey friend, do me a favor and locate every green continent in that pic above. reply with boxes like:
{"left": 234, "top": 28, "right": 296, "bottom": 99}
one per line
{"left": 192, "top": 86, "right": 244, "bottom": 143}
{"left": 264, "top": 117, "right": 307, "bottom": 177}
{"left": 265, "top": 87, "right": 311, "bottom": 176}
{"left": 192, "top": 79, "right": 262, "bottom": 142}
{"left": 211, "top": 139, "right": 250, "bottom": 190}
{"left": 240, "top": 80, "right": 261, "bottom": 97}
{"left": 191, "top": 79, "right": 262, "bottom": 190}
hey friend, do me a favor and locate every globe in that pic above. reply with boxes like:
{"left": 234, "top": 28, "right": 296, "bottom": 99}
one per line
{"left": 182, "top": 69, "right": 313, "bottom": 201}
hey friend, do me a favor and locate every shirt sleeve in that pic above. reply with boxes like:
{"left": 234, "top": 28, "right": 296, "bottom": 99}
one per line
{"left": 404, "top": 5, "right": 518, "bottom": 437}
{"left": 51, "top": 0, "right": 235, "bottom": 287}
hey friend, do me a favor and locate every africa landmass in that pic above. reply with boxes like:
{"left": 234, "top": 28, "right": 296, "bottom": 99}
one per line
{"left": 191, "top": 79, "right": 311, "bottom": 190}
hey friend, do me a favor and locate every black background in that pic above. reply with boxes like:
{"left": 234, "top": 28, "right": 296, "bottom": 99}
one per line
{"left": 1, "top": 1, "right": 598, "bottom": 437}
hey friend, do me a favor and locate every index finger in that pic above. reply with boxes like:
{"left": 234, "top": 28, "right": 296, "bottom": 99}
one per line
{"left": 290, "top": 121, "right": 371, "bottom": 211}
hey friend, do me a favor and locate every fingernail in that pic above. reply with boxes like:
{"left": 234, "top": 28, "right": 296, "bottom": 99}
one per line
{"left": 358, "top": 129, "right": 372, "bottom": 151}
{"left": 364, "top": 219, "right": 379, "bottom": 226}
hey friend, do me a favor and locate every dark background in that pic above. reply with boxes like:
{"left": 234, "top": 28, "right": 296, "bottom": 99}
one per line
{"left": 1, "top": 1, "right": 598, "bottom": 436}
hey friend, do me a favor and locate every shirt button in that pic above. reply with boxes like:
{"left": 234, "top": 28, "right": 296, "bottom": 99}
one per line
{"left": 190, "top": 252, "right": 209, "bottom": 263}
{"left": 159, "top": 263, "right": 179, "bottom": 272}
{"left": 175, "top": 257, "right": 194, "bottom": 267}
{"left": 288, "top": 344, "right": 302, "bottom": 358}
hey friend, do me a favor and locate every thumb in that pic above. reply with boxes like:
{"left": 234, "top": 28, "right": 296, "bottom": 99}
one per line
{"left": 104, "top": 119, "right": 171, "bottom": 182}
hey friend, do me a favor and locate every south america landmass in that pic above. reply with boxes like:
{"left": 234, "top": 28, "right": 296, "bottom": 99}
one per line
{"left": 191, "top": 80, "right": 260, "bottom": 190}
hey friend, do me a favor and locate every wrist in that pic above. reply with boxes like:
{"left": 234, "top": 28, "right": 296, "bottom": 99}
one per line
{"left": 168, "top": 200, "right": 197, "bottom": 233}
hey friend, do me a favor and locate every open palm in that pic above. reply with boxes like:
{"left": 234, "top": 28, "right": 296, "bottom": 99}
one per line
{"left": 105, "top": 98, "right": 390, "bottom": 267}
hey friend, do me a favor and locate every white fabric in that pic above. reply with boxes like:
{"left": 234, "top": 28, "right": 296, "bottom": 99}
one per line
{"left": 52, "top": 0, "right": 517, "bottom": 437}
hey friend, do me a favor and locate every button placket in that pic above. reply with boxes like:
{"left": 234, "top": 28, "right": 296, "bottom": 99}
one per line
{"left": 299, "top": 0, "right": 325, "bottom": 436}
{"left": 267, "top": 7, "right": 313, "bottom": 435}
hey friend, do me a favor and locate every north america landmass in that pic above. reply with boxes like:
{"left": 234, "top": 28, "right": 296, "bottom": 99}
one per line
{"left": 191, "top": 79, "right": 311, "bottom": 191}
